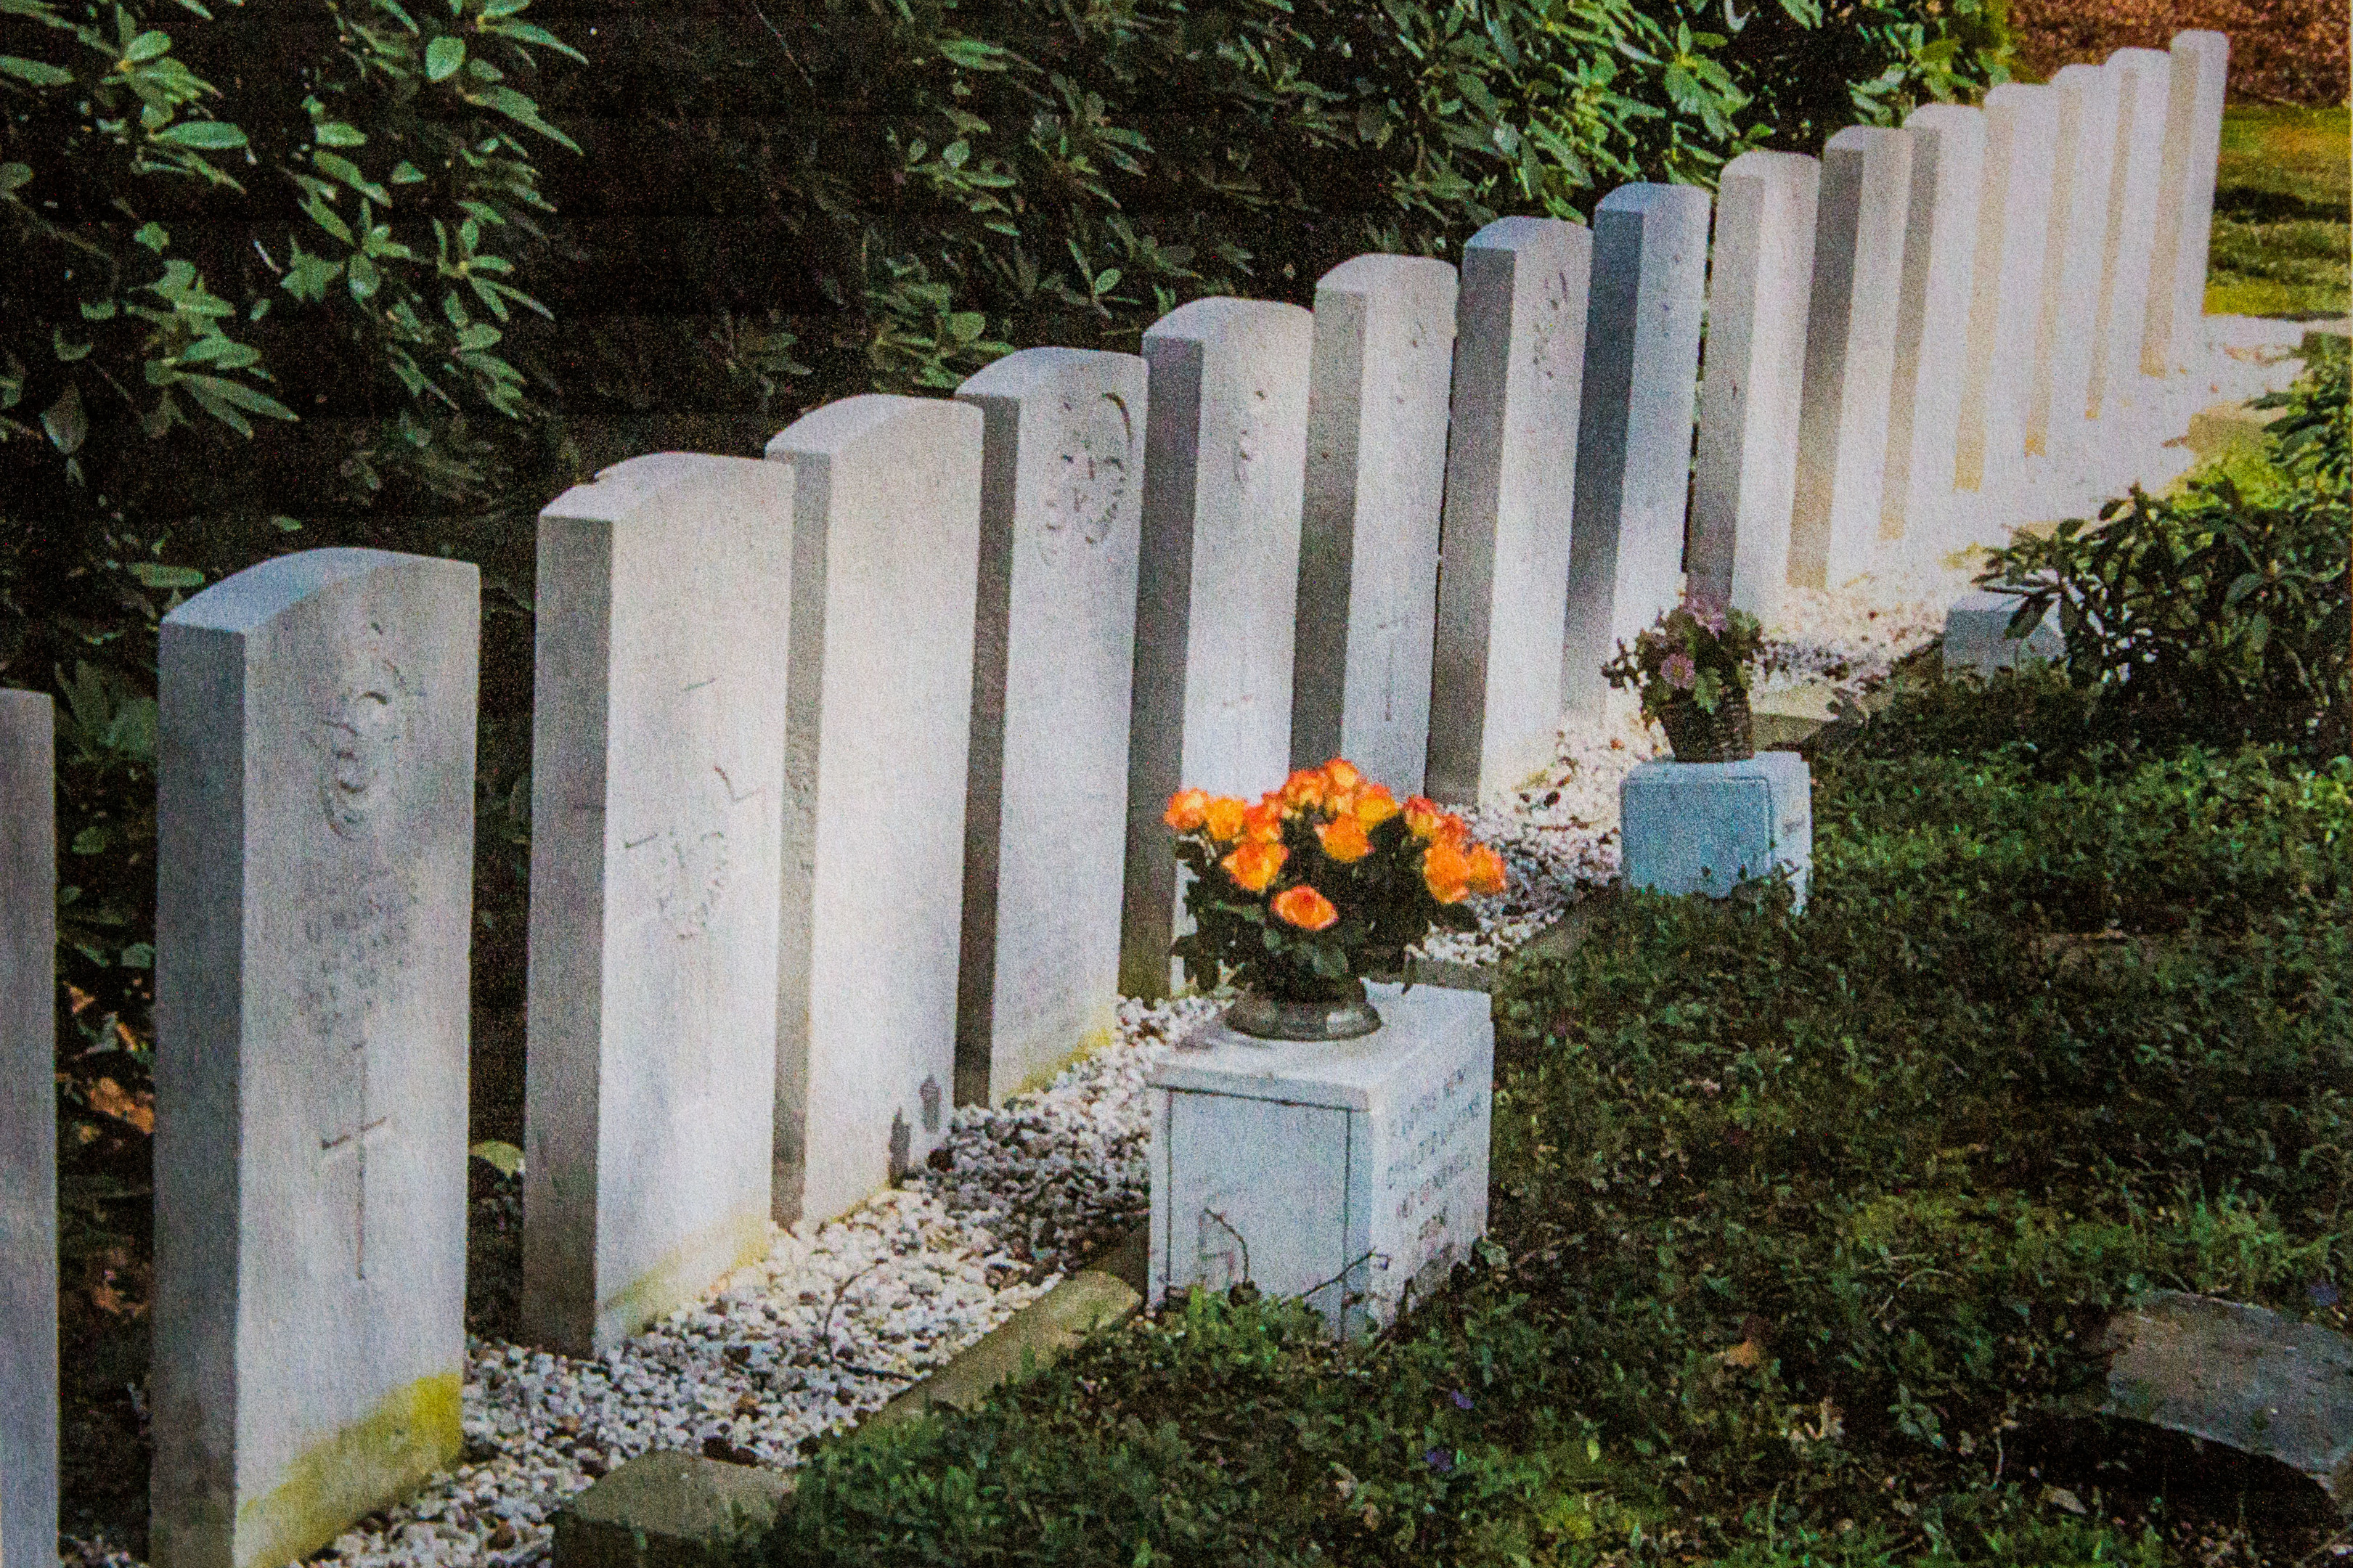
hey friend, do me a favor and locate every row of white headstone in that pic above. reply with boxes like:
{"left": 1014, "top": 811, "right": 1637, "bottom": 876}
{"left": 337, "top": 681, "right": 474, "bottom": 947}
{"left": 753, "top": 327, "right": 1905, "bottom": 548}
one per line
{"left": 0, "top": 30, "right": 2235, "bottom": 1568}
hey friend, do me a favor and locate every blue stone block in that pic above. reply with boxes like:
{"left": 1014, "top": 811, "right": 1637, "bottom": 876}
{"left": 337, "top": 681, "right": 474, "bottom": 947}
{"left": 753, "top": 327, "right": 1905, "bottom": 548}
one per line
{"left": 1620, "top": 751, "right": 1811, "bottom": 911}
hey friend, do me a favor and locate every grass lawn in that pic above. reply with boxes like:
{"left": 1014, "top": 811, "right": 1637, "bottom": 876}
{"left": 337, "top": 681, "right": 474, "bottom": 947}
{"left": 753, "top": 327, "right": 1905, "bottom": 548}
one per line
{"left": 2206, "top": 105, "right": 2350, "bottom": 319}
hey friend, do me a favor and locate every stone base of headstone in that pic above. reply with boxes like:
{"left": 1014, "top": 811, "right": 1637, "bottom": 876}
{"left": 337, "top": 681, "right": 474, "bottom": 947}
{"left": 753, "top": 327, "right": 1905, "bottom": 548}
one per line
{"left": 1146, "top": 983, "right": 1492, "bottom": 1338}
{"left": 1941, "top": 588, "right": 2063, "bottom": 678}
{"left": 552, "top": 1453, "right": 794, "bottom": 1568}
{"left": 1620, "top": 751, "right": 1811, "bottom": 911}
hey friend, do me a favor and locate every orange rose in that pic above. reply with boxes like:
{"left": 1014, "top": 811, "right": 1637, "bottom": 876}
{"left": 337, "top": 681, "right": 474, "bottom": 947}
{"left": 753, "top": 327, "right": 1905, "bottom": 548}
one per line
{"left": 1220, "top": 839, "right": 1286, "bottom": 893}
{"left": 1271, "top": 883, "right": 1339, "bottom": 931}
{"left": 1241, "top": 798, "right": 1286, "bottom": 844}
{"left": 1403, "top": 795, "right": 1445, "bottom": 839}
{"left": 1422, "top": 837, "right": 1472, "bottom": 904}
{"left": 1466, "top": 843, "right": 1507, "bottom": 896}
{"left": 1436, "top": 812, "right": 1472, "bottom": 849}
{"left": 1279, "top": 768, "right": 1327, "bottom": 812}
{"left": 1353, "top": 784, "right": 1400, "bottom": 830}
{"left": 1320, "top": 758, "right": 1363, "bottom": 793}
{"left": 1164, "top": 787, "right": 1211, "bottom": 833}
{"left": 1314, "top": 813, "right": 1372, "bottom": 863}
{"left": 1203, "top": 796, "right": 1249, "bottom": 843}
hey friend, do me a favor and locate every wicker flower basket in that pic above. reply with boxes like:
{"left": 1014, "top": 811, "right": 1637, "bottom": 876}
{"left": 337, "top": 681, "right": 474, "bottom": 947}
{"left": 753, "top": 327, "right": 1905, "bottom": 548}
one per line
{"left": 1658, "top": 687, "right": 1755, "bottom": 763}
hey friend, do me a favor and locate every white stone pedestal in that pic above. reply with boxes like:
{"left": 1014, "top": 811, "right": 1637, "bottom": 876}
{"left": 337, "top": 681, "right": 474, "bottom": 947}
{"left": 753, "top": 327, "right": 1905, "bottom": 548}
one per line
{"left": 1146, "top": 982, "right": 1492, "bottom": 1337}
{"left": 1942, "top": 588, "right": 2064, "bottom": 677}
{"left": 1620, "top": 751, "right": 1811, "bottom": 910}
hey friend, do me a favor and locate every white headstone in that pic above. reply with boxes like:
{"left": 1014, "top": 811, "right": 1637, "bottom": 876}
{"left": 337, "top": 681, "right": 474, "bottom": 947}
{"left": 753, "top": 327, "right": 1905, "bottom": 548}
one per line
{"left": 1292, "top": 255, "right": 1459, "bottom": 794}
{"left": 953, "top": 348, "right": 1146, "bottom": 1105}
{"left": 765, "top": 396, "right": 983, "bottom": 1226}
{"left": 1147, "top": 982, "right": 1492, "bottom": 1337}
{"left": 1, "top": 691, "right": 57, "bottom": 1568}
{"left": 1427, "top": 217, "right": 1591, "bottom": 805}
{"left": 1690, "top": 150, "right": 1819, "bottom": 620}
{"left": 1884, "top": 105, "right": 1986, "bottom": 555}
{"left": 1562, "top": 183, "right": 1711, "bottom": 714}
{"left": 2088, "top": 50, "right": 2174, "bottom": 423}
{"left": 1118, "top": 298, "right": 1313, "bottom": 997}
{"left": 1956, "top": 84, "right": 2058, "bottom": 507}
{"left": 154, "top": 550, "right": 478, "bottom": 1568}
{"left": 521, "top": 455, "right": 792, "bottom": 1355}
{"left": 1789, "top": 127, "right": 1912, "bottom": 591}
{"left": 2143, "top": 32, "right": 2230, "bottom": 377}
{"left": 2029, "top": 66, "right": 2122, "bottom": 462}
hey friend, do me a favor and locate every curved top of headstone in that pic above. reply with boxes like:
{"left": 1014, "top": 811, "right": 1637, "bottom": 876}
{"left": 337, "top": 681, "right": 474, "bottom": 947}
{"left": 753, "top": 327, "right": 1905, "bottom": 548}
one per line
{"left": 2107, "top": 45, "right": 2174, "bottom": 70}
{"left": 2050, "top": 60, "right": 2114, "bottom": 89}
{"left": 1315, "top": 252, "right": 1456, "bottom": 294}
{"left": 956, "top": 344, "right": 1143, "bottom": 401}
{"left": 1904, "top": 101, "right": 1984, "bottom": 134}
{"left": 1141, "top": 295, "right": 1312, "bottom": 350}
{"left": 1826, "top": 123, "right": 1908, "bottom": 155}
{"left": 764, "top": 391, "right": 979, "bottom": 464}
{"left": 1984, "top": 81, "right": 2060, "bottom": 128}
{"left": 2170, "top": 30, "right": 2227, "bottom": 57}
{"left": 1721, "top": 148, "right": 1819, "bottom": 182}
{"left": 1465, "top": 213, "right": 1587, "bottom": 253}
{"left": 161, "top": 547, "right": 471, "bottom": 637}
{"left": 1595, "top": 181, "right": 1710, "bottom": 220}
{"left": 544, "top": 452, "right": 791, "bottom": 526}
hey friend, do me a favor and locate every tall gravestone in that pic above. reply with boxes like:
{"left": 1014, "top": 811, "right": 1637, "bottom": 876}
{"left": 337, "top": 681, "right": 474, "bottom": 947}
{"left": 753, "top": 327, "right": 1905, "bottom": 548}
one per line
{"left": 1118, "top": 298, "right": 1313, "bottom": 997}
{"left": 1688, "top": 150, "right": 1817, "bottom": 623}
{"left": 1789, "top": 127, "right": 1912, "bottom": 591}
{"left": 766, "top": 396, "right": 983, "bottom": 1226}
{"left": 1956, "top": 84, "right": 2057, "bottom": 512}
{"left": 1427, "top": 216, "right": 1590, "bottom": 805}
{"left": 2088, "top": 49, "right": 2173, "bottom": 427}
{"left": 1292, "top": 255, "right": 1459, "bottom": 795}
{"left": 1883, "top": 105, "right": 1985, "bottom": 555}
{"left": 2143, "top": 31, "right": 2229, "bottom": 377}
{"left": 1562, "top": 184, "right": 1710, "bottom": 715}
{"left": 154, "top": 550, "right": 477, "bottom": 1568}
{"left": 1, "top": 691, "right": 57, "bottom": 1568}
{"left": 953, "top": 348, "right": 1146, "bottom": 1106}
{"left": 521, "top": 455, "right": 792, "bottom": 1355}
{"left": 2029, "top": 65, "right": 2122, "bottom": 463}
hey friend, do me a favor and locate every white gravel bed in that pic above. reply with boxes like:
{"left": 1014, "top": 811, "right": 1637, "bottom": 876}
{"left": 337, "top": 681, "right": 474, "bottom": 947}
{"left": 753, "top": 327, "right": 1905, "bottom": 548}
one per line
{"left": 61, "top": 1000, "right": 1220, "bottom": 1568}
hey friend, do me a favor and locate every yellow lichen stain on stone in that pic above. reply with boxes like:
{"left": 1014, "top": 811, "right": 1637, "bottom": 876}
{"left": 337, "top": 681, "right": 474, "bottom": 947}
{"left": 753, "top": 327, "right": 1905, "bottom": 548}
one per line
{"left": 595, "top": 1205, "right": 770, "bottom": 1349}
{"left": 1005, "top": 1013, "right": 1117, "bottom": 1104}
{"left": 234, "top": 1371, "right": 461, "bottom": 1568}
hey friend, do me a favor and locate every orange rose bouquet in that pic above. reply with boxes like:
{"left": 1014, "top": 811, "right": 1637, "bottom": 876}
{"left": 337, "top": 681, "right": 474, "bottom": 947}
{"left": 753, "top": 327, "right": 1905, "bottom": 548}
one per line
{"left": 1163, "top": 758, "right": 1506, "bottom": 1031}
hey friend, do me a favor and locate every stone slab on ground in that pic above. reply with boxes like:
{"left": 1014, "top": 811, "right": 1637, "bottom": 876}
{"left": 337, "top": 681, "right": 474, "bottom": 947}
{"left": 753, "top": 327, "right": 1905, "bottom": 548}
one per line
{"left": 1293, "top": 253, "right": 1459, "bottom": 793}
{"left": 766, "top": 396, "right": 984, "bottom": 1228}
{"left": 522, "top": 454, "right": 792, "bottom": 1357}
{"left": 1790, "top": 126, "right": 1911, "bottom": 592}
{"left": 1941, "top": 588, "right": 2063, "bottom": 677}
{"left": 550, "top": 1452, "right": 794, "bottom": 1568}
{"left": 954, "top": 349, "right": 1146, "bottom": 1107}
{"left": 155, "top": 550, "right": 478, "bottom": 1568}
{"left": 1119, "top": 298, "right": 1313, "bottom": 998}
{"left": 0, "top": 690, "right": 57, "bottom": 1568}
{"left": 1428, "top": 216, "right": 1591, "bottom": 806}
{"left": 1620, "top": 751, "right": 1811, "bottom": 911}
{"left": 2097, "top": 1290, "right": 2353, "bottom": 1508}
{"left": 863, "top": 1267, "right": 1142, "bottom": 1434}
{"left": 1148, "top": 982, "right": 1493, "bottom": 1336}
{"left": 1562, "top": 183, "right": 1710, "bottom": 715}
{"left": 1689, "top": 150, "right": 1817, "bottom": 624}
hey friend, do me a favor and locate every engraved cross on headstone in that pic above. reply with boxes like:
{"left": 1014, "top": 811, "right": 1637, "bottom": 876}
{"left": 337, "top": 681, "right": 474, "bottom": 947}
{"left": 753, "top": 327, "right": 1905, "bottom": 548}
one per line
{"left": 320, "top": 1037, "right": 391, "bottom": 1280}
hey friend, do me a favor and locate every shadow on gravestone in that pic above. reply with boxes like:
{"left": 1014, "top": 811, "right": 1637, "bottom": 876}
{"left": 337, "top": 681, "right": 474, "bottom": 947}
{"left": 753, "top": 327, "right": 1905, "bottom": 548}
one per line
{"left": 520, "top": 454, "right": 791, "bottom": 1357}
{"left": 153, "top": 549, "right": 477, "bottom": 1568}
{"left": 1, "top": 690, "right": 59, "bottom": 1568}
